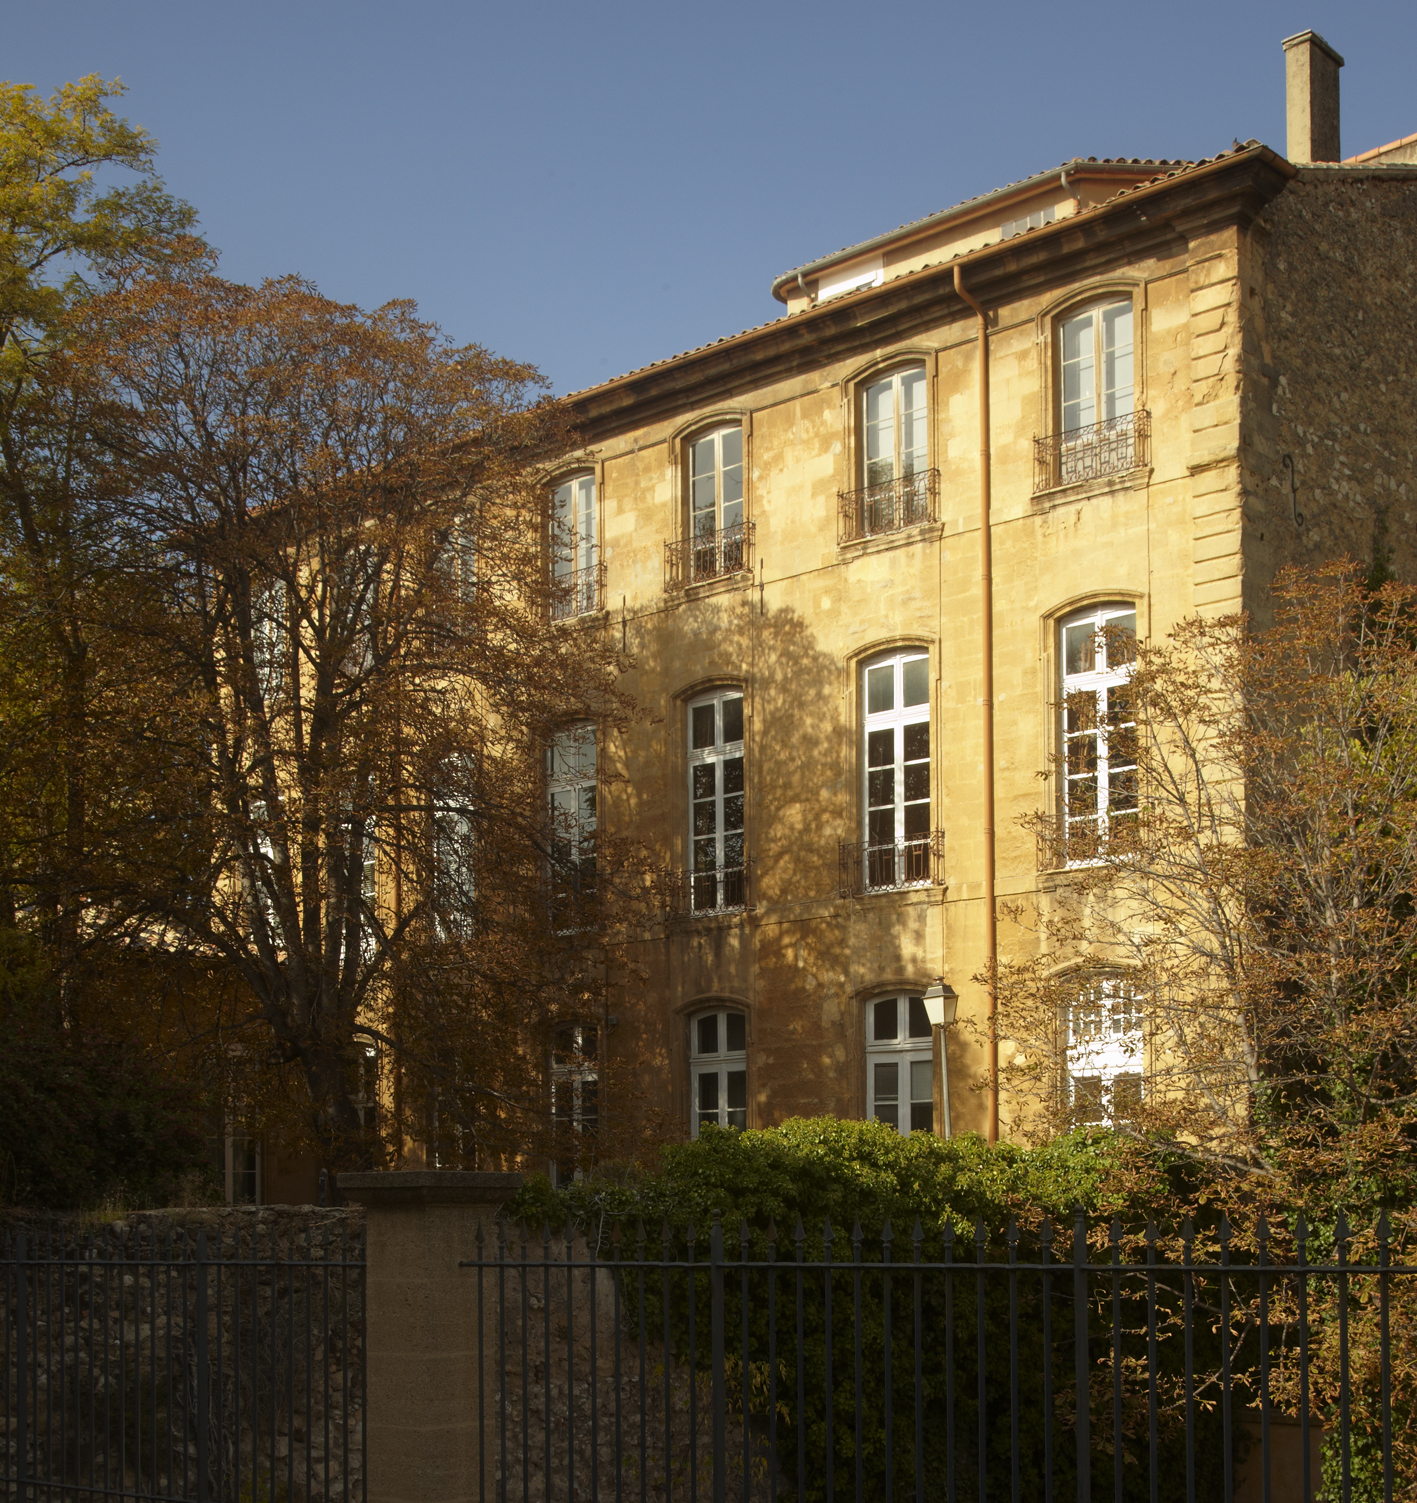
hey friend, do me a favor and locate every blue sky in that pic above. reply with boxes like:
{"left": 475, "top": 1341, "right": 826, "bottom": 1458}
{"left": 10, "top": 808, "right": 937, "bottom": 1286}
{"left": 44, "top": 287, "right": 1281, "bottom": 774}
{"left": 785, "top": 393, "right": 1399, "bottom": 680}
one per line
{"left": 10, "top": 2, "right": 1416, "bottom": 395}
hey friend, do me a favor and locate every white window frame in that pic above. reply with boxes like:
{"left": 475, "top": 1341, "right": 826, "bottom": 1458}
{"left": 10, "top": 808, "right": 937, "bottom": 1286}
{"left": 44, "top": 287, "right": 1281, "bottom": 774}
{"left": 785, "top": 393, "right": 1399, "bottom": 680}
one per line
{"left": 445, "top": 512, "right": 476, "bottom": 606}
{"left": 551, "top": 1023, "right": 599, "bottom": 1184}
{"left": 551, "top": 473, "right": 598, "bottom": 618}
{"left": 548, "top": 723, "right": 597, "bottom": 903}
{"left": 1060, "top": 604, "right": 1138, "bottom": 858}
{"left": 861, "top": 365, "right": 928, "bottom": 489}
{"left": 688, "top": 425, "right": 744, "bottom": 541}
{"left": 861, "top": 652, "right": 932, "bottom": 889}
{"left": 1066, "top": 976, "right": 1144, "bottom": 1123}
{"left": 684, "top": 426, "right": 747, "bottom": 583}
{"left": 687, "top": 690, "right": 746, "bottom": 912}
{"left": 689, "top": 1007, "right": 748, "bottom": 1136}
{"left": 865, "top": 995, "right": 935, "bottom": 1136}
{"left": 1058, "top": 299, "right": 1135, "bottom": 434}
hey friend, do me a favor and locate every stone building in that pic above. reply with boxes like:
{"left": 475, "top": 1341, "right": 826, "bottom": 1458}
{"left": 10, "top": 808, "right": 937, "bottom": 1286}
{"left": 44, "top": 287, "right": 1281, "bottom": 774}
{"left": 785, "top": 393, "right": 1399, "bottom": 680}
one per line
{"left": 539, "top": 31, "right": 1417, "bottom": 1167}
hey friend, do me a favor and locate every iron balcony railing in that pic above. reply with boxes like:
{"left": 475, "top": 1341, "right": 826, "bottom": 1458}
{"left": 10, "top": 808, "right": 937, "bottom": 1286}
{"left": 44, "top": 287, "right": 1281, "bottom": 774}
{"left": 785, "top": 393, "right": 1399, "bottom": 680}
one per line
{"left": 664, "top": 860, "right": 752, "bottom": 918}
{"left": 839, "top": 831, "right": 945, "bottom": 896}
{"left": 1034, "top": 409, "right": 1150, "bottom": 493}
{"left": 664, "top": 521, "right": 755, "bottom": 591}
{"left": 838, "top": 468, "right": 939, "bottom": 543}
{"left": 550, "top": 561, "right": 607, "bottom": 621}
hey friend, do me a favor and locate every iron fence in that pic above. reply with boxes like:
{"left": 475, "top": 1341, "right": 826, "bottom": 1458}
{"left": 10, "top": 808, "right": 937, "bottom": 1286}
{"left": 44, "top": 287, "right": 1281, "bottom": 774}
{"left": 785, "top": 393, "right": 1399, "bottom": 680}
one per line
{"left": 464, "top": 1208, "right": 1412, "bottom": 1503}
{"left": 3, "top": 1218, "right": 365, "bottom": 1503}
{"left": 665, "top": 523, "right": 755, "bottom": 591}
{"left": 837, "top": 470, "right": 939, "bottom": 544}
{"left": 1034, "top": 412, "right": 1150, "bottom": 493}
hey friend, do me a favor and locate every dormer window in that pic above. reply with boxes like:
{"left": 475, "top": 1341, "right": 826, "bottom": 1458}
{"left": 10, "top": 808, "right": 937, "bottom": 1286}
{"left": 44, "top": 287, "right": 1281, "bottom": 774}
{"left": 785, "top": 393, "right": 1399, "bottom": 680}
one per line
{"left": 1001, "top": 204, "right": 1056, "bottom": 240}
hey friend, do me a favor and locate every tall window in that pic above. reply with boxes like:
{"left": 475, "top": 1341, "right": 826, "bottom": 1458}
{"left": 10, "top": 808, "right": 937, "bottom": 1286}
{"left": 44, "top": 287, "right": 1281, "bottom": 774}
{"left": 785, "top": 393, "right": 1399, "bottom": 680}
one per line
{"left": 1067, "top": 976, "right": 1143, "bottom": 1122}
{"left": 1054, "top": 300, "right": 1138, "bottom": 484}
{"left": 432, "top": 758, "right": 476, "bottom": 937}
{"left": 688, "top": 690, "right": 746, "bottom": 912}
{"left": 1060, "top": 605, "right": 1137, "bottom": 858}
{"left": 551, "top": 473, "right": 599, "bottom": 618}
{"left": 690, "top": 1007, "right": 747, "bottom": 1135}
{"left": 253, "top": 578, "right": 286, "bottom": 701}
{"left": 866, "top": 995, "right": 934, "bottom": 1135}
{"left": 353, "top": 1043, "right": 379, "bottom": 1130}
{"left": 551, "top": 1024, "right": 599, "bottom": 1182}
{"left": 862, "top": 652, "right": 932, "bottom": 889}
{"left": 548, "top": 723, "right": 597, "bottom": 904}
{"left": 222, "top": 1131, "right": 261, "bottom": 1205}
{"left": 444, "top": 513, "right": 476, "bottom": 608}
{"left": 688, "top": 426, "right": 746, "bottom": 581}
{"left": 863, "top": 366, "right": 928, "bottom": 487}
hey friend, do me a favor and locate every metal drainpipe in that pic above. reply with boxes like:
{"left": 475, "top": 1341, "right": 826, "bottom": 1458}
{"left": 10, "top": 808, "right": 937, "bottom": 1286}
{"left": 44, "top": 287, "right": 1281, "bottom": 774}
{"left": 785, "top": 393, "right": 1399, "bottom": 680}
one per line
{"left": 953, "top": 263, "right": 999, "bottom": 1145}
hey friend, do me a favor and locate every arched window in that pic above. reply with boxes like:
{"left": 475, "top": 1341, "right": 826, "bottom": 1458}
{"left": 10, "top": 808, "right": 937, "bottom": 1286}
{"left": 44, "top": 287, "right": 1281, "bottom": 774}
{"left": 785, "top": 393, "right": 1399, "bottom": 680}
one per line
{"left": 1066, "top": 976, "right": 1143, "bottom": 1123}
{"left": 866, "top": 995, "right": 934, "bottom": 1135}
{"left": 687, "top": 425, "right": 746, "bottom": 581}
{"left": 862, "top": 365, "right": 927, "bottom": 488}
{"left": 690, "top": 1006, "right": 747, "bottom": 1135}
{"left": 860, "top": 651, "right": 932, "bottom": 889}
{"left": 550, "top": 472, "right": 600, "bottom": 618}
{"left": 842, "top": 364, "right": 934, "bottom": 540}
{"left": 1037, "top": 296, "right": 1145, "bottom": 489}
{"left": 1059, "top": 604, "right": 1137, "bottom": 859}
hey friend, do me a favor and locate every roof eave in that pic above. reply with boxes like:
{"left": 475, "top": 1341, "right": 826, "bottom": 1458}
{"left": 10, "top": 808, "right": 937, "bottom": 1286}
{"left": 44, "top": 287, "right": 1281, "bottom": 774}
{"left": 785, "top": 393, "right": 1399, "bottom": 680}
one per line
{"left": 572, "top": 145, "right": 1295, "bottom": 435}
{"left": 766, "top": 158, "right": 1193, "bottom": 304}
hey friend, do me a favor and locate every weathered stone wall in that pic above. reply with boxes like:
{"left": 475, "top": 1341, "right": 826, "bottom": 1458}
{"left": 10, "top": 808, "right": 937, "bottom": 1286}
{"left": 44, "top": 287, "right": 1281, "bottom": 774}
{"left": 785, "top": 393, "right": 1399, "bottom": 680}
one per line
{"left": 1243, "top": 167, "right": 1417, "bottom": 618}
{"left": 3, "top": 1206, "right": 363, "bottom": 1502}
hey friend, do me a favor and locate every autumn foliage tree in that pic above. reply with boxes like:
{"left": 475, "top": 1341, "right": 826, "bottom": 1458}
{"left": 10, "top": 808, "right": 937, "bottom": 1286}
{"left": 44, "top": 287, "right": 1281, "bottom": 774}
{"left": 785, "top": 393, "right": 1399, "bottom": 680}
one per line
{"left": 994, "top": 563, "right": 1417, "bottom": 1215}
{"left": 63, "top": 269, "right": 643, "bottom": 1174}
{"left": 0, "top": 76, "right": 202, "bottom": 988}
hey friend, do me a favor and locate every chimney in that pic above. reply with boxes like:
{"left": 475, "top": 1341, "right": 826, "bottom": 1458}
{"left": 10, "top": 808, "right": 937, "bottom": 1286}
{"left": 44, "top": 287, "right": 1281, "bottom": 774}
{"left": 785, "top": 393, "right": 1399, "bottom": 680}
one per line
{"left": 1283, "top": 30, "right": 1344, "bottom": 162}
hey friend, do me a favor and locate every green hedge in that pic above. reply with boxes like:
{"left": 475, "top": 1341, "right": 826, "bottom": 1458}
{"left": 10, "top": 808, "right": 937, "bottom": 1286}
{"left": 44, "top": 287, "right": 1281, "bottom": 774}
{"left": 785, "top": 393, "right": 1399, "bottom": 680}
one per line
{"left": 504, "top": 1120, "right": 1230, "bottom": 1503}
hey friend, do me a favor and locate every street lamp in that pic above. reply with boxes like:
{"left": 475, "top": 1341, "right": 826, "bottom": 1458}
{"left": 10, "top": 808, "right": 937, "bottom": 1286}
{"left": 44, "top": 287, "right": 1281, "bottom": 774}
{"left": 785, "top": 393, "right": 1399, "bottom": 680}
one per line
{"left": 921, "top": 981, "right": 957, "bottom": 1029}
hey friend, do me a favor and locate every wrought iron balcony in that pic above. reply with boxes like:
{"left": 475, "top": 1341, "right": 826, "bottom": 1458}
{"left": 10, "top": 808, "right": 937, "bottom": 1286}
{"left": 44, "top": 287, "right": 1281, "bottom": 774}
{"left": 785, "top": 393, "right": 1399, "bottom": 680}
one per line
{"left": 550, "top": 561, "right": 607, "bottom": 621}
{"left": 838, "top": 468, "right": 939, "bottom": 544}
{"left": 665, "top": 521, "right": 755, "bottom": 591}
{"left": 664, "top": 861, "right": 752, "bottom": 918}
{"left": 838, "top": 832, "right": 945, "bottom": 896}
{"left": 1033, "top": 410, "right": 1150, "bottom": 493}
{"left": 1036, "top": 814, "right": 1141, "bottom": 871}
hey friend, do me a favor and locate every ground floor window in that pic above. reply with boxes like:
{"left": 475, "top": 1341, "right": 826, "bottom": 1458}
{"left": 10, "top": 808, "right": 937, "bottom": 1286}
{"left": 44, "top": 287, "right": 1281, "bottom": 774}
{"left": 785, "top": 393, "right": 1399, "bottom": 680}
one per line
{"left": 1067, "top": 976, "right": 1143, "bottom": 1122}
{"left": 690, "top": 1007, "right": 747, "bottom": 1135}
{"left": 866, "top": 994, "right": 934, "bottom": 1134}
{"left": 222, "top": 1132, "right": 261, "bottom": 1205}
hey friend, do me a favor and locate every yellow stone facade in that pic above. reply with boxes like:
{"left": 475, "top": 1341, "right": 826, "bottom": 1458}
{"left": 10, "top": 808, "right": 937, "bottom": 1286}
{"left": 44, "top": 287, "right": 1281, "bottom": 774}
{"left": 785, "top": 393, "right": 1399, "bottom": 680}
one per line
{"left": 559, "top": 133, "right": 1417, "bottom": 1149}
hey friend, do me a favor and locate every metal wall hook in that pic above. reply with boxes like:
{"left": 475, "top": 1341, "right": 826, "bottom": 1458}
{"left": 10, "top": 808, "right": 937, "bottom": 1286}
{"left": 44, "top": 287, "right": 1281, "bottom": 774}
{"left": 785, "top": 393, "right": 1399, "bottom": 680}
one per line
{"left": 1281, "top": 453, "right": 1306, "bottom": 528}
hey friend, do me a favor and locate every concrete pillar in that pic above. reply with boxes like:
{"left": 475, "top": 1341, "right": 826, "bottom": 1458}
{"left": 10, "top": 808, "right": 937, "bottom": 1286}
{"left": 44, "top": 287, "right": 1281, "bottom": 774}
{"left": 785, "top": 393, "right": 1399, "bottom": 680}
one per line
{"left": 1283, "top": 30, "right": 1344, "bottom": 164}
{"left": 339, "top": 1170, "right": 523, "bottom": 1503}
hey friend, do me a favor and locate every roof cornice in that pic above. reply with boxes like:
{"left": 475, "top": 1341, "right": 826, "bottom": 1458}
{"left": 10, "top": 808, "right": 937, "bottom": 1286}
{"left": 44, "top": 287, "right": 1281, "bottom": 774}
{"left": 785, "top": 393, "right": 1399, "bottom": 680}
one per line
{"left": 766, "top": 158, "right": 1192, "bottom": 303}
{"left": 570, "top": 146, "right": 1296, "bottom": 441}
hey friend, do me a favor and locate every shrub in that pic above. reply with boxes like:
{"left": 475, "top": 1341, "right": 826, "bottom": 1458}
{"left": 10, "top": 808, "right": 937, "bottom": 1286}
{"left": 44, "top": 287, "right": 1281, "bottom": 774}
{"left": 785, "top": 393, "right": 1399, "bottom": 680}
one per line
{"left": 0, "top": 1029, "right": 214, "bottom": 1209}
{"left": 503, "top": 1120, "right": 1227, "bottom": 1503}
